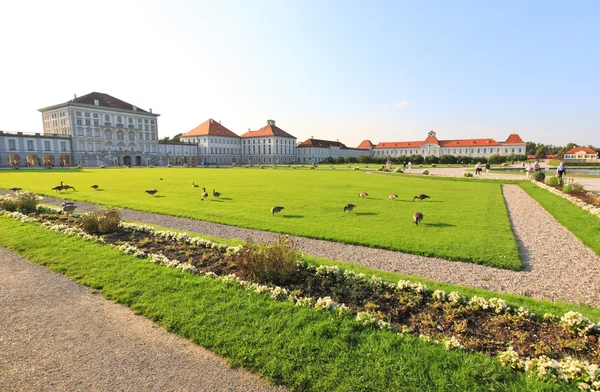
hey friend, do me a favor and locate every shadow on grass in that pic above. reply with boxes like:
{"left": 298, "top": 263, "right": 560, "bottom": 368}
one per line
{"left": 422, "top": 222, "right": 455, "bottom": 228}
{"left": 354, "top": 212, "right": 378, "bottom": 216}
{"left": 281, "top": 214, "right": 303, "bottom": 219}
{"left": 219, "top": 197, "right": 233, "bottom": 200}
{"left": 153, "top": 195, "right": 165, "bottom": 198}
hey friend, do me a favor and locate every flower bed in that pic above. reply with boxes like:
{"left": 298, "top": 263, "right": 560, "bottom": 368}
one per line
{"left": 533, "top": 180, "right": 600, "bottom": 220}
{"left": 3, "top": 201, "right": 600, "bottom": 390}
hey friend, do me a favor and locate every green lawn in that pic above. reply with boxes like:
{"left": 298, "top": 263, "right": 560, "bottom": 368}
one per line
{"left": 0, "top": 167, "right": 521, "bottom": 269}
{"left": 0, "top": 216, "right": 575, "bottom": 391}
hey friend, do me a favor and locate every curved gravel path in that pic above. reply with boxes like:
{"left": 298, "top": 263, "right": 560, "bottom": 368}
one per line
{"left": 36, "top": 185, "right": 600, "bottom": 306}
{"left": 0, "top": 247, "right": 285, "bottom": 392}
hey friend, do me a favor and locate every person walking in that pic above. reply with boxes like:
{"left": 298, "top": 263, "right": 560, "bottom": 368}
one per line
{"left": 475, "top": 161, "right": 482, "bottom": 175}
{"left": 525, "top": 162, "right": 533, "bottom": 179}
{"left": 407, "top": 161, "right": 412, "bottom": 171}
{"left": 557, "top": 161, "right": 566, "bottom": 185}
{"left": 485, "top": 162, "right": 491, "bottom": 176}
{"left": 534, "top": 160, "right": 540, "bottom": 172}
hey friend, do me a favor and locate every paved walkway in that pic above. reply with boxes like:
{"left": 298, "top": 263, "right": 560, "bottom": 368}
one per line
{"left": 0, "top": 248, "right": 285, "bottom": 392}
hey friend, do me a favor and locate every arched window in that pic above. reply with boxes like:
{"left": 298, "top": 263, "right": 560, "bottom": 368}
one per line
{"left": 128, "top": 132, "right": 135, "bottom": 141}
{"left": 117, "top": 131, "right": 124, "bottom": 141}
{"left": 105, "top": 114, "right": 110, "bottom": 121}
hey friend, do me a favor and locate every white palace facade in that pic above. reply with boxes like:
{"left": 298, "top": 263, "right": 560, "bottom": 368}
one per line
{"left": 0, "top": 92, "right": 526, "bottom": 168}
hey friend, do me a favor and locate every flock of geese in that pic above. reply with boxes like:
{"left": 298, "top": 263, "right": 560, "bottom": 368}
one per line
{"left": 10, "top": 179, "right": 431, "bottom": 225}
{"left": 343, "top": 193, "right": 429, "bottom": 225}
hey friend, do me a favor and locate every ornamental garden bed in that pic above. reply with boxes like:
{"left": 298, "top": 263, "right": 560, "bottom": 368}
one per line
{"left": 7, "top": 205, "right": 598, "bottom": 389}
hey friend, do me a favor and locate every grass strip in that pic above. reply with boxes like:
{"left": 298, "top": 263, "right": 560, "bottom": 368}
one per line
{"left": 0, "top": 216, "right": 573, "bottom": 391}
{"left": 520, "top": 182, "right": 600, "bottom": 257}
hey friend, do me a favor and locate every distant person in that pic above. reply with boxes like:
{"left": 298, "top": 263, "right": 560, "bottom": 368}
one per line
{"left": 475, "top": 161, "right": 482, "bottom": 175}
{"left": 557, "top": 161, "right": 565, "bottom": 184}
{"left": 403, "top": 161, "right": 406, "bottom": 169}
{"left": 407, "top": 161, "right": 412, "bottom": 171}
{"left": 525, "top": 162, "right": 533, "bottom": 179}
{"left": 485, "top": 162, "right": 490, "bottom": 176}
{"left": 534, "top": 160, "right": 540, "bottom": 172}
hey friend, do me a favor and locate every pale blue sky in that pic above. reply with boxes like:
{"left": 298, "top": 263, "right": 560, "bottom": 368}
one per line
{"left": 0, "top": 0, "right": 598, "bottom": 147}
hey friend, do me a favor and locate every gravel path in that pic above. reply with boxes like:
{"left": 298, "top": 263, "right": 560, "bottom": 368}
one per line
{"left": 35, "top": 185, "right": 600, "bottom": 306}
{"left": 0, "top": 248, "right": 285, "bottom": 392}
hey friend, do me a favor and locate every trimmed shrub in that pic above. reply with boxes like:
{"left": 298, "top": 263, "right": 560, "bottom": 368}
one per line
{"left": 463, "top": 172, "right": 474, "bottom": 178}
{"left": 563, "top": 183, "right": 585, "bottom": 193}
{"left": 533, "top": 171, "right": 546, "bottom": 182}
{"left": 236, "top": 237, "right": 298, "bottom": 285}
{"left": 0, "top": 192, "right": 40, "bottom": 213}
{"left": 421, "top": 169, "right": 429, "bottom": 175}
{"left": 0, "top": 197, "right": 18, "bottom": 212}
{"left": 394, "top": 168, "right": 403, "bottom": 173}
{"left": 546, "top": 176, "right": 560, "bottom": 186}
{"left": 80, "top": 209, "right": 121, "bottom": 235}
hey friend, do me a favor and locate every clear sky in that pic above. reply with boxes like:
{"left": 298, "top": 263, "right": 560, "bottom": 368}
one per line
{"left": 1, "top": 0, "right": 598, "bottom": 147}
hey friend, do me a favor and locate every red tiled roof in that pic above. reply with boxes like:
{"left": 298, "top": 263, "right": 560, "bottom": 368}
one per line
{"left": 69, "top": 92, "right": 151, "bottom": 113}
{"left": 182, "top": 119, "right": 239, "bottom": 138}
{"left": 357, "top": 140, "right": 374, "bottom": 149}
{"left": 241, "top": 120, "right": 295, "bottom": 139}
{"left": 297, "top": 138, "right": 347, "bottom": 149}
{"left": 504, "top": 134, "right": 525, "bottom": 144}
{"left": 375, "top": 141, "right": 423, "bottom": 149}
{"left": 566, "top": 146, "right": 597, "bottom": 154}
{"left": 422, "top": 135, "right": 440, "bottom": 145}
{"left": 439, "top": 138, "right": 501, "bottom": 147}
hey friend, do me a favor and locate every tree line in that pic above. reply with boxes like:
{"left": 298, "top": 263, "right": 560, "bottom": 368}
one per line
{"left": 525, "top": 142, "right": 599, "bottom": 158}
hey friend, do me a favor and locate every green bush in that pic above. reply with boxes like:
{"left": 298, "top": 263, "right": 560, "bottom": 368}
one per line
{"left": 533, "top": 171, "right": 546, "bottom": 182}
{"left": 464, "top": 172, "right": 474, "bottom": 178}
{"left": 546, "top": 176, "right": 560, "bottom": 186}
{"left": 0, "top": 196, "right": 18, "bottom": 211}
{"left": 236, "top": 237, "right": 298, "bottom": 285}
{"left": 562, "top": 183, "right": 585, "bottom": 193}
{"left": 80, "top": 209, "right": 121, "bottom": 235}
{"left": 421, "top": 169, "right": 429, "bottom": 175}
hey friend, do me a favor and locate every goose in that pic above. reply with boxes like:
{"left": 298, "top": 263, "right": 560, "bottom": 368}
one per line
{"left": 8, "top": 187, "right": 22, "bottom": 192}
{"left": 52, "top": 185, "right": 64, "bottom": 192}
{"left": 201, "top": 187, "right": 209, "bottom": 200}
{"left": 413, "top": 212, "right": 423, "bottom": 226}
{"left": 389, "top": 194, "right": 398, "bottom": 200}
{"left": 413, "top": 194, "right": 430, "bottom": 201}
{"left": 344, "top": 203, "right": 356, "bottom": 212}
{"left": 271, "top": 206, "right": 284, "bottom": 215}
{"left": 212, "top": 189, "right": 221, "bottom": 198}
{"left": 160, "top": 178, "right": 163, "bottom": 180}
{"left": 358, "top": 192, "right": 368, "bottom": 198}
{"left": 192, "top": 182, "right": 199, "bottom": 188}
{"left": 62, "top": 202, "right": 77, "bottom": 213}
{"left": 145, "top": 189, "right": 158, "bottom": 195}
{"left": 60, "top": 181, "right": 76, "bottom": 191}
{"left": 91, "top": 185, "right": 99, "bottom": 190}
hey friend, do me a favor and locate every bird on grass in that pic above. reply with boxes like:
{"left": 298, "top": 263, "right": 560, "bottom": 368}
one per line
{"left": 91, "top": 185, "right": 99, "bottom": 190}
{"left": 413, "top": 212, "right": 423, "bottom": 226}
{"left": 8, "top": 187, "right": 22, "bottom": 192}
{"left": 61, "top": 202, "right": 77, "bottom": 213}
{"left": 271, "top": 206, "right": 284, "bottom": 215}
{"left": 212, "top": 189, "right": 221, "bottom": 198}
{"left": 389, "top": 194, "right": 398, "bottom": 200}
{"left": 60, "top": 181, "right": 76, "bottom": 191}
{"left": 344, "top": 203, "right": 356, "bottom": 212}
{"left": 201, "top": 187, "right": 208, "bottom": 200}
{"left": 159, "top": 178, "right": 163, "bottom": 180}
{"left": 358, "top": 192, "right": 368, "bottom": 198}
{"left": 52, "top": 184, "right": 64, "bottom": 192}
{"left": 145, "top": 189, "right": 158, "bottom": 195}
{"left": 413, "top": 194, "right": 430, "bottom": 201}
{"left": 192, "top": 182, "right": 199, "bottom": 188}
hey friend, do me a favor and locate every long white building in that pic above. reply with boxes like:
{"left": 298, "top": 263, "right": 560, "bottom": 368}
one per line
{"left": 0, "top": 92, "right": 528, "bottom": 168}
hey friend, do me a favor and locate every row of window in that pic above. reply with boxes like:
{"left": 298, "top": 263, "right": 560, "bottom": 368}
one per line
{"left": 374, "top": 147, "right": 523, "bottom": 155}
{"left": 74, "top": 111, "right": 154, "bottom": 125}
{"left": 6, "top": 139, "right": 68, "bottom": 152}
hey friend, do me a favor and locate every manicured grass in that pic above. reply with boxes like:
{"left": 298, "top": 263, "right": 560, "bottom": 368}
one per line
{"left": 0, "top": 168, "right": 521, "bottom": 270}
{"left": 0, "top": 216, "right": 575, "bottom": 391}
{"left": 520, "top": 182, "right": 600, "bottom": 257}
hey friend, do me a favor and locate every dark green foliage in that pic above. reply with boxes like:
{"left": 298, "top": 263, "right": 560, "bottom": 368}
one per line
{"left": 533, "top": 171, "right": 546, "bottom": 182}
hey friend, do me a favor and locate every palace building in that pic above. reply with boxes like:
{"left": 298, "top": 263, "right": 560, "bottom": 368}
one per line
{"left": 0, "top": 92, "right": 527, "bottom": 168}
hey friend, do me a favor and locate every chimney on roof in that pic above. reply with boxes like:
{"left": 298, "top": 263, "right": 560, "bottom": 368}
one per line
{"left": 74, "top": 94, "right": 77, "bottom": 99}
{"left": 133, "top": 106, "right": 137, "bottom": 111}
{"left": 149, "top": 108, "right": 152, "bottom": 113}
{"left": 94, "top": 99, "right": 99, "bottom": 106}
{"left": 267, "top": 119, "right": 275, "bottom": 126}
{"left": 219, "top": 120, "right": 221, "bottom": 124}
{"left": 311, "top": 136, "right": 313, "bottom": 139}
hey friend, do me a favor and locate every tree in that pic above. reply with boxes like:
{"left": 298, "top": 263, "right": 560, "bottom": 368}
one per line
{"left": 322, "top": 157, "right": 335, "bottom": 164}
{"left": 438, "top": 154, "right": 457, "bottom": 164}
{"left": 335, "top": 156, "right": 345, "bottom": 164}
{"left": 345, "top": 156, "right": 358, "bottom": 164}
{"left": 425, "top": 155, "right": 439, "bottom": 164}
{"left": 535, "top": 145, "right": 548, "bottom": 158}
{"left": 525, "top": 142, "right": 537, "bottom": 156}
